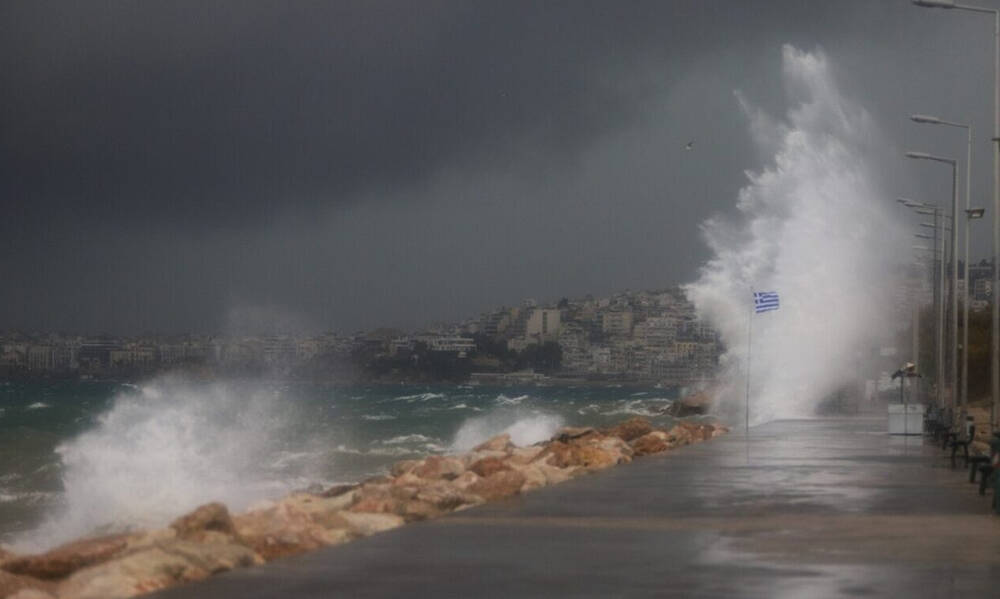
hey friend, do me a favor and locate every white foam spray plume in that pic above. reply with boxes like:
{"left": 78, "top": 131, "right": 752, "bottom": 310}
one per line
{"left": 17, "top": 376, "right": 318, "bottom": 552}
{"left": 451, "top": 410, "right": 565, "bottom": 452}
{"left": 685, "top": 46, "right": 907, "bottom": 425}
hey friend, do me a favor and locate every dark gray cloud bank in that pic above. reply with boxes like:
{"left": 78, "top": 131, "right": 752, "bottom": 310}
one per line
{"left": 0, "top": 1, "right": 994, "bottom": 334}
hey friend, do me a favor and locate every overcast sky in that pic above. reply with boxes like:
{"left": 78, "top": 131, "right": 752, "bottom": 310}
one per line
{"left": 1, "top": 1, "right": 996, "bottom": 335}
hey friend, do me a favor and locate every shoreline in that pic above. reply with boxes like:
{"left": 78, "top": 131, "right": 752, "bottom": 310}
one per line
{"left": 0, "top": 416, "right": 727, "bottom": 599}
{"left": 0, "top": 374, "right": 689, "bottom": 392}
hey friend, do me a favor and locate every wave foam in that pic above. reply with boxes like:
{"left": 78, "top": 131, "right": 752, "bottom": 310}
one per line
{"left": 15, "top": 376, "right": 322, "bottom": 552}
{"left": 360, "top": 413, "right": 396, "bottom": 421}
{"left": 495, "top": 394, "right": 528, "bottom": 406}
{"left": 392, "top": 392, "right": 446, "bottom": 402}
{"left": 685, "top": 46, "right": 906, "bottom": 424}
{"left": 450, "top": 410, "right": 564, "bottom": 452}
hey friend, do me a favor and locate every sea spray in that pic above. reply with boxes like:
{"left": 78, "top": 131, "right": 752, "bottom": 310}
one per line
{"left": 685, "top": 46, "right": 907, "bottom": 424}
{"left": 2, "top": 382, "right": 678, "bottom": 549}
{"left": 15, "top": 376, "right": 325, "bottom": 551}
{"left": 451, "top": 409, "right": 565, "bottom": 452}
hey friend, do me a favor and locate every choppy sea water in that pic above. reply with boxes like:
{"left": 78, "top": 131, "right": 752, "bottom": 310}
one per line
{"left": 0, "top": 377, "right": 680, "bottom": 551}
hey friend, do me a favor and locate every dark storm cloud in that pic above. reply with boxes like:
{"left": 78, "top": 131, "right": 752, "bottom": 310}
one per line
{"left": 0, "top": 1, "right": 988, "bottom": 333}
{"left": 2, "top": 0, "right": 898, "bottom": 230}
{"left": 1, "top": 1, "right": 678, "bottom": 229}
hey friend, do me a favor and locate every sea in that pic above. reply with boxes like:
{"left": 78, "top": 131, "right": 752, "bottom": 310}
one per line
{"left": 0, "top": 376, "right": 681, "bottom": 552}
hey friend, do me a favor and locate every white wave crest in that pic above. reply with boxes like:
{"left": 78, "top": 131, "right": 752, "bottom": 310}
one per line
{"left": 15, "top": 376, "right": 321, "bottom": 552}
{"left": 392, "top": 392, "right": 446, "bottom": 402}
{"left": 450, "top": 410, "right": 564, "bottom": 452}
{"left": 599, "top": 399, "right": 673, "bottom": 418}
{"left": 495, "top": 394, "right": 528, "bottom": 406}
{"left": 380, "top": 434, "right": 438, "bottom": 446}
{"left": 0, "top": 491, "right": 53, "bottom": 505}
{"left": 360, "top": 413, "right": 397, "bottom": 421}
{"left": 25, "top": 402, "right": 50, "bottom": 410}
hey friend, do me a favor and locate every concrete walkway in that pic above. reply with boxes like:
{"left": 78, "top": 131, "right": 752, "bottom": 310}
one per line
{"left": 154, "top": 417, "right": 1000, "bottom": 598}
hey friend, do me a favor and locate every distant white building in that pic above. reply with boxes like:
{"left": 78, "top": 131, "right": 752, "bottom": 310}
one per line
{"left": 525, "top": 308, "right": 561, "bottom": 342}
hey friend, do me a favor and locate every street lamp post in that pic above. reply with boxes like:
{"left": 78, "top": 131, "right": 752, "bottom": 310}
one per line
{"left": 913, "top": 0, "right": 1000, "bottom": 431}
{"left": 902, "top": 197, "right": 948, "bottom": 408}
{"left": 919, "top": 209, "right": 948, "bottom": 408}
{"left": 911, "top": 115, "right": 975, "bottom": 416}
{"left": 907, "top": 151, "right": 959, "bottom": 413}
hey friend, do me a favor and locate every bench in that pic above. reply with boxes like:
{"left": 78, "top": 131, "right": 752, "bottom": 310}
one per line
{"left": 979, "top": 463, "right": 994, "bottom": 496}
{"left": 969, "top": 454, "right": 991, "bottom": 483}
{"left": 949, "top": 423, "right": 976, "bottom": 468}
{"left": 924, "top": 408, "right": 950, "bottom": 443}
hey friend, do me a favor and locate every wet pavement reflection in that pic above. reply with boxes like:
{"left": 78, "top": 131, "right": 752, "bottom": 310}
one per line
{"left": 153, "top": 415, "right": 1000, "bottom": 598}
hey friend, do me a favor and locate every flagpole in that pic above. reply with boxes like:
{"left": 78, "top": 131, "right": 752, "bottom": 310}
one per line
{"left": 746, "top": 291, "right": 753, "bottom": 436}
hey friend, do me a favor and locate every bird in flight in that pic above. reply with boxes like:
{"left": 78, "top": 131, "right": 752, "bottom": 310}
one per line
{"left": 684, "top": 141, "right": 695, "bottom": 151}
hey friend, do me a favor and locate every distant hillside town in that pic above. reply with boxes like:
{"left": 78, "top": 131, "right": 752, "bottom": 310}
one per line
{"left": 0, "top": 287, "right": 721, "bottom": 386}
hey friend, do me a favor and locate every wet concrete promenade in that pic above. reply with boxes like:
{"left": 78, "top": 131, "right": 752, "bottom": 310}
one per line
{"left": 155, "top": 416, "right": 1000, "bottom": 598}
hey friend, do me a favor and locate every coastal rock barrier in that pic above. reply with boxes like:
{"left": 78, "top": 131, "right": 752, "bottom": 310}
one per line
{"left": 0, "top": 417, "right": 727, "bottom": 599}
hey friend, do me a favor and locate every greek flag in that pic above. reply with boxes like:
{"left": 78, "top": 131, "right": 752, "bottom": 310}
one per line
{"left": 754, "top": 291, "right": 779, "bottom": 314}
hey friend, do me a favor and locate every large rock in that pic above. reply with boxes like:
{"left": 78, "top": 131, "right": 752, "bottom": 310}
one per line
{"left": 507, "top": 445, "right": 545, "bottom": 465}
{"left": 2, "top": 534, "right": 132, "bottom": 580}
{"left": 449, "top": 471, "right": 481, "bottom": 491}
{"left": 536, "top": 462, "right": 578, "bottom": 485}
{"left": 319, "top": 483, "right": 358, "bottom": 498}
{"left": 630, "top": 431, "right": 670, "bottom": 456}
{"left": 414, "top": 480, "right": 484, "bottom": 512}
{"left": 278, "top": 491, "right": 360, "bottom": 528}
{"left": 170, "top": 502, "right": 236, "bottom": 542}
{"left": 336, "top": 512, "right": 405, "bottom": 537}
{"left": 533, "top": 435, "right": 632, "bottom": 471}
{"left": 468, "top": 456, "right": 510, "bottom": 478}
{"left": 670, "top": 421, "right": 716, "bottom": 443}
{"left": 604, "top": 417, "right": 655, "bottom": 442}
{"left": 232, "top": 500, "right": 351, "bottom": 561}
{"left": 665, "top": 424, "right": 694, "bottom": 447}
{"left": 460, "top": 450, "right": 509, "bottom": 468}
{"left": 594, "top": 436, "right": 634, "bottom": 462}
{"left": 468, "top": 470, "right": 526, "bottom": 501}
{"left": 389, "top": 460, "right": 421, "bottom": 477}
{"left": 349, "top": 493, "right": 401, "bottom": 515}
{"left": 411, "top": 455, "right": 465, "bottom": 480}
{"left": 667, "top": 391, "right": 712, "bottom": 417}
{"left": 349, "top": 481, "right": 402, "bottom": 515}
{"left": 0, "top": 570, "right": 55, "bottom": 598}
{"left": 473, "top": 434, "right": 514, "bottom": 453}
{"left": 55, "top": 538, "right": 261, "bottom": 599}
{"left": 552, "top": 427, "right": 600, "bottom": 443}
{"left": 390, "top": 472, "right": 429, "bottom": 489}
{"left": 506, "top": 462, "right": 548, "bottom": 492}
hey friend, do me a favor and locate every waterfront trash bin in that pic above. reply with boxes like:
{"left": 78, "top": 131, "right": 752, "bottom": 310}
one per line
{"left": 888, "top": 403, "right": 924, "bottom": 435}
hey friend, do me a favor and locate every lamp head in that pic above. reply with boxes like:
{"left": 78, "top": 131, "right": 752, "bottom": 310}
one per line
{"left": 912, "top": 0, "right": 956, "bottom": 7}
{"left": 911, "top": 114, "right": 942, "bottom": 124}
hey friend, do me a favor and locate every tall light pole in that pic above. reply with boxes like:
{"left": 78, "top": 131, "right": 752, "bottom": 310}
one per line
{"left": 907, "top": 151, "right": 959, "bottom": 414}
{"left": 917, "top": 210, "right": 949, "bottom": 407}
{"left": 911, "top": 115, "right": 975, "bottom": 416}
{"left": 901, "top": 197, "right": 948, "bottom": 408}
{"left": 913, "top": 0, "right": 1000, "bottom": 431}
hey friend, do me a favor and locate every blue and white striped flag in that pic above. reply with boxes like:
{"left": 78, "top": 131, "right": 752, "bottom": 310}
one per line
{"left": 754, "top": 291, "right": 779, "bottom": 314}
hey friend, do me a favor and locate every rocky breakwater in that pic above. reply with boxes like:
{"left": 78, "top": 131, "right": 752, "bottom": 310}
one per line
{"left": 0, "top": 417, "right": 727, "bottom": 599}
